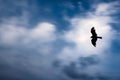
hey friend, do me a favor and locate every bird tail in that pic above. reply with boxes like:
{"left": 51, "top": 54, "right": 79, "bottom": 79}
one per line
{"left": 97, "top": 37, "right": 102, "bottom": 39}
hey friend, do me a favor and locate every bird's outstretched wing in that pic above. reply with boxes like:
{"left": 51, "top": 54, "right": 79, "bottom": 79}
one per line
{"left": 91, "top": 27, "right": 97, "bottom": 36}
{"left": 91, "top": 38, "right": 97, "bottom": 47}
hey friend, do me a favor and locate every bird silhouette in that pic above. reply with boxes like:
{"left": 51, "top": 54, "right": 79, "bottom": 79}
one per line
{"left": 91, "top": 27, "right": 102, "bottom": 47}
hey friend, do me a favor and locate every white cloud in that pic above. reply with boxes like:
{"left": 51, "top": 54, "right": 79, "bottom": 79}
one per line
{"left": 29, "top": 23, "right": 56, "bottom": 43}
{"left": 0, "top": 18, "right": 56, "bottom": 46}
{"left": 95, "top": 2, "right": 119, "bottom": 16}
{"left": 0, "top": 23, "right": 26, "bottom": 45}
{"left": 58, "top": 2, "right": 118, "bottom": 65}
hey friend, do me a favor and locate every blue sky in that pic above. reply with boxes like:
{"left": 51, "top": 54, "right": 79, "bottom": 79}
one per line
{"left": 0, "top": 0, "right": 120, "bottom": 80}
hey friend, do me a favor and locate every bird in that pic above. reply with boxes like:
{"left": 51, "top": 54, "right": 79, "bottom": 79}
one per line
{"left": 91, "top": 27, "right": 102, "bottom": 47}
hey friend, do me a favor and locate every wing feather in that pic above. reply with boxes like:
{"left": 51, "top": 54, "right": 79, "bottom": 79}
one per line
{"left": 91, "top": 38, "right": 97, "bottom": 47}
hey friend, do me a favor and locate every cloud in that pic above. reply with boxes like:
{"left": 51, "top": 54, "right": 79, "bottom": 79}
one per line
{"left": 0, "top": 1, "right": 59, "bottom": 80}
{"left": 0, "top": 0, "right": 28, "bottom": 20}
{"left": 78, "top": 55, "right": 99, "bottom": 68}
{"left": 94, "top": 2, "right": 119, "bottom": 16}
{"left": 29, "top": 22, "right": 56, "bottom": 42}
{"left": 0, "top": 18, "right": 56, "bottom": 46}
{"left": 63, "top": 62, "right": 90, "bottom": 79}
{"left": 58, "top": 2, "right": 118, "bottom": 65}
{"left": 56, "top": 2, "right": 120, "bottom": 79}
{"left": 0, "top": 17, "right": 57, "bottom": 61}
{"left": 62, "top": 61, "right": 111, "bottom": 80}
{"left": 62, "top": 59, "right": 120, "bottom": 80}
{"left": 0, "top": 1, "right": 120, "bottom": 80}
{"left": 52, "top": 60, "right": 61, "bottom": 68}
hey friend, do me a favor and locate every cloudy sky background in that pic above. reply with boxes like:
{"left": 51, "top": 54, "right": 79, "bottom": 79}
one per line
{"left": 0, "top": 0, "right": 120, "bottom": 80}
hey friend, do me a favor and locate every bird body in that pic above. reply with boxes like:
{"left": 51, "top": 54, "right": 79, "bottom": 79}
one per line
{"left": 91, "top": 27, "right": 102, "bottom": 47}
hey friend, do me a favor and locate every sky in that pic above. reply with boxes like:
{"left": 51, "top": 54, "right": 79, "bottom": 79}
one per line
{"left": 0, "top": 0, "right": 120, "bottom": 80}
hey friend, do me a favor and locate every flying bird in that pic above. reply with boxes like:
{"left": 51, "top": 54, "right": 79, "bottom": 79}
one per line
{"left": 91, "top": 27, "right": 102, "bottom": 47}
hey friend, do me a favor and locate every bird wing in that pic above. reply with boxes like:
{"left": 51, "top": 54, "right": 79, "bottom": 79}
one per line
{"left": 91, "top": 27, "right": 97, "bottom": 36}
{"left": 91, "top": 38, "right": 97, "bottom": 47}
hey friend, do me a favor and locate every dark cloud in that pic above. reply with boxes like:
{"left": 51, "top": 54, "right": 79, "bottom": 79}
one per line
{"left": 78, "top": 55, "right": 100, "bottom": 68}
{"left": 62, "top": 62, "right": 118, "bottom": 80}
{"left": 0, "top": 0, "right": 28, "bottom": 18}
{"left": 62, "top": 57, "right": 94, "bottom": 80}
{"left": 0, "top": 59, "right": 41, "bottom": 80}
{"left": 63, "top": 62, "right": 79, "bottom": 79}
{"left": 52, "top": 60, "right": 61, "bottom": 68}
{"left": 63, "top": 62, "right": 93, "bottom": 80}
{"left": 62, "top": 55, "right": 120, "bottom": 80}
